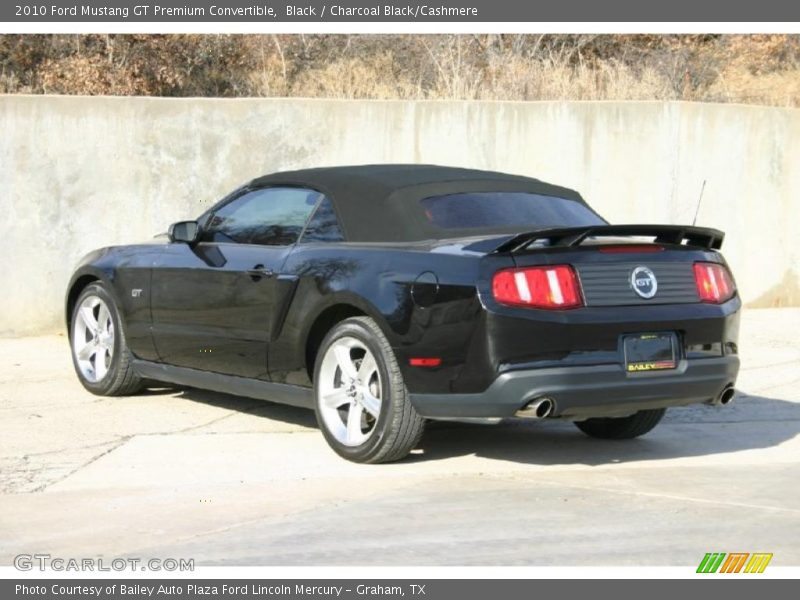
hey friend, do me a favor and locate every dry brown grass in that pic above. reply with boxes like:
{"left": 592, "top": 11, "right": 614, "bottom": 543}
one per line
{"left": 2, "top": 34, "right": 799, "bottom": 107}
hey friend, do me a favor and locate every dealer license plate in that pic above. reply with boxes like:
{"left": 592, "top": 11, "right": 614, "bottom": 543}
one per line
{"left": 623, "top": 333, "right": 677, "bottom": 372}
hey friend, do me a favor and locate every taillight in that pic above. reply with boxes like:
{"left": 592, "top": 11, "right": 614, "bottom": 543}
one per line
{"left": 693, "top": 262, "right": 736, "bottom": 303}
{"left": 492, "top": 265, "right": 583, "bottom": 309}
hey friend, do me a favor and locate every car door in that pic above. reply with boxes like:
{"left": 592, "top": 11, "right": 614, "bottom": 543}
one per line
{"left": 149, "top": 186, "right": 323, "bottom": 379}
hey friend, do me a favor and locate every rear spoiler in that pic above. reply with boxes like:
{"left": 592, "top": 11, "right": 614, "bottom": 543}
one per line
{"left": 491, "top": 224, "right": 725, "bottom": 254}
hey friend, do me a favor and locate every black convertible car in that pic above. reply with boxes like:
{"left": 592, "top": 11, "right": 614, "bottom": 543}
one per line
{"left": 67, "top": 165, "right": 740, "bottom": 463}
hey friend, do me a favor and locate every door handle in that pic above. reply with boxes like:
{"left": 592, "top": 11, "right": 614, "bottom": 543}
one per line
{"left": 246, "top": 265, "right": 275, "bottom": 280}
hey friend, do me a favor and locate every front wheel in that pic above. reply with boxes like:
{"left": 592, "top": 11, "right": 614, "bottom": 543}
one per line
{"left": 574, "top": 408, "right": 666, "bottom": 440}
{"left": 313, "top": 316, "right": 425, "bottom": 463}
{"left": 70, "top": 282, "right": 143, "bottom": 396}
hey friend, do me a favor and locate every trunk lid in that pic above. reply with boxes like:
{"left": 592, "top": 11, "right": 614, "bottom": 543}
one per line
{"left": 476, "top": 224, "right": 728, "bottom": 308}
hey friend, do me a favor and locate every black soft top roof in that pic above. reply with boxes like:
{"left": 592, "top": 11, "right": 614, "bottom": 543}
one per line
{"left": 251, "top": 164, "right": 591, "bottom": 242}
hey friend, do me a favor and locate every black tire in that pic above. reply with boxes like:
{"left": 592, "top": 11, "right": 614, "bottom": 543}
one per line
{"left": 574, "top": 408, "right": 666, "bottom": 440}
{"left": 313, "top": 316, "right": 425, "bottom": 463}
{"left": 69, "top": 282, "right": 144, "bottom": 396}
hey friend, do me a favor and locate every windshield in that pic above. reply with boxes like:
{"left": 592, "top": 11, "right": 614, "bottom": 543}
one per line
{"left": 420, "top": 192, "right": 606, "bottom": 230}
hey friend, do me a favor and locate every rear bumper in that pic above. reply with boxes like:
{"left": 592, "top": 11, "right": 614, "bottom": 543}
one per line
{"left": 409, "top": 356, "right": 739, "bottom": 420}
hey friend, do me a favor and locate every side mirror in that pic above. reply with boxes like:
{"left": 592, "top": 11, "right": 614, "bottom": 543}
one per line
{"left": 168, "top": 221, "right": 200, "bottom": 244}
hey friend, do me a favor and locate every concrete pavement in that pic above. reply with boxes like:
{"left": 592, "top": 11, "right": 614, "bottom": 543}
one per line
{"left": 1, "top": 308, "right": 798, "bottom": 565}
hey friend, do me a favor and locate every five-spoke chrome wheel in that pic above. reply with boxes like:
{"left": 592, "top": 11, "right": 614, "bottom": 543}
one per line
{"left": 317, "top": 336, "right": 383, "bottom": 447}
{"left": 72, "top": 295, "right": 115, "bottom": 383}
{"left": 314, "top": 316, "right": 425, "bottom": 462}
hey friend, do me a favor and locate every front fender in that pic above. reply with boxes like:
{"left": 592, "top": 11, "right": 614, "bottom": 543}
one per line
{"left": 65, "top": 244, "right": 163, "bottom": 361}
{"left": 65, "top": 248, "right": 123, "bottom": 328}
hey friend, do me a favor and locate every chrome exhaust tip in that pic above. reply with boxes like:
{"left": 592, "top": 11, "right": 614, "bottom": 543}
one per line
{"left": 718, "top": 386, "right": 736, "bottom": 406}
{"left": 515, "top": 397, "right": 555, "bottom": 419}
{"left": 710, "top": 384, "right": 736, "bottom": 406}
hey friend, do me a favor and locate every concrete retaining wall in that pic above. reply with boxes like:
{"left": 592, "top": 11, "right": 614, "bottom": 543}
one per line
{"left": 2, "top": 95, "right": 799, "bottom": 336}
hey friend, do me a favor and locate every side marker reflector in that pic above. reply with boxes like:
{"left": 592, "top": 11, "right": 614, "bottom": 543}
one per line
{"left": 409, "top": 357, "right": 442, "bottom": 367}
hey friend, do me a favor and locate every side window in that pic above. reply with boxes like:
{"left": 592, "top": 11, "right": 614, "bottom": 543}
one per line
{"left": 201, "top": 187, "right": 321, "bottom": 246}
{"left": 301, "top": 197, "right": 345, "bottom": 243}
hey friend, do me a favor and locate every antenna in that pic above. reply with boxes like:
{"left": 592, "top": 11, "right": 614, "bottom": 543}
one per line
{"left": 692, "top": 180, "right": 706, "bottom": 226}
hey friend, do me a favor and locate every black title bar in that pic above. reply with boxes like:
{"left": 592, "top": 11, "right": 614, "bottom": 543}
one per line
{"left": 3, "top": 0, "right": 800, "bottom": 22}
{"left": 3, "top": 579, "right": 795, "bottom": 600}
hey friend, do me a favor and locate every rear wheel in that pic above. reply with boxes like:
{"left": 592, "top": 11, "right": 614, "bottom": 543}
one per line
{"left": 70, "top": 282, "right": 143, "bottom": 396}
{"left": 314, "top": 316, "right": 425, "bottom": 463}
{"left": 574, "top": 408, "right": 666, "bottom": 440}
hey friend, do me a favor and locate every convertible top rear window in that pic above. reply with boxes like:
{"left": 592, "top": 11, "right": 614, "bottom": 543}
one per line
{"left": 420, "top": 192, "right": 605, "bottom": 230}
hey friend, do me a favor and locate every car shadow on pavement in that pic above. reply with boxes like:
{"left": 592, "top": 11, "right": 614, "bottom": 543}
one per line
{"left": 171, "top": 386, "right": 319, "bottom": 429}
{"left": 413, "top": 389, "right": 800, "bottom": 466}
{"left": 165, "top": 385, "right": 799, "bottom": 467}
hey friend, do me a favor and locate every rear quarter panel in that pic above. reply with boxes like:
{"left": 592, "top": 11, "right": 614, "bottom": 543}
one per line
{"left": 268, "top": 242, "right": 498, "bottom": 391}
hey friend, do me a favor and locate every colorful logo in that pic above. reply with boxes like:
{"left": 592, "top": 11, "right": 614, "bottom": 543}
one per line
{"left": 697, "top": 552, "right": 773, "bottom": 573}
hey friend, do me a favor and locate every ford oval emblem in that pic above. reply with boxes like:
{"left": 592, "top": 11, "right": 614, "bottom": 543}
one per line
{"left": 631, "top": 266, "right": 658, "bottom": 299}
